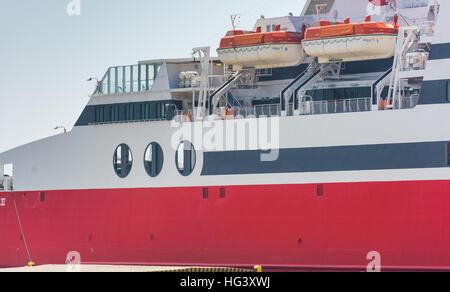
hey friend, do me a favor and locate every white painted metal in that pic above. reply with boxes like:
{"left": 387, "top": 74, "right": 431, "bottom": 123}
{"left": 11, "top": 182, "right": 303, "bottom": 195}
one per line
{"left": 192, "top": 47, "right": 211, "bottom": 120}
{"left": 1, "top": 104, "right": 450, "bottom": 192}
{"left": 217, "top": 43, "right": 305, "bottom": 70}
{"left": 303, "top": 34, "right": 397, "bottom": 64}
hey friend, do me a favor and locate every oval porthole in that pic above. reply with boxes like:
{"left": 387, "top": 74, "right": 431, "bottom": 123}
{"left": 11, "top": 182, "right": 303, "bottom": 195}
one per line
{"left": 144, "top": 142, "right": 164, "bottom": 177}
{"left": 175, "top": 141, "right": 196, "bottom": 176}
{"left": 113, "top": 144, "right": 133, "bottom": 178}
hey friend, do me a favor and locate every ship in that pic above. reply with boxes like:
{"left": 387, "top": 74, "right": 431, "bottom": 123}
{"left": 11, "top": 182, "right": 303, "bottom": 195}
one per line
{"left": 1, "top": 0, "right": 449, "bottom": 271}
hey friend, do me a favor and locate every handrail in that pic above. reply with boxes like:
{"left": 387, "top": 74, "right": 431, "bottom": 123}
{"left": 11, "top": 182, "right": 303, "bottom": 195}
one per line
{"left": 280, "top": 61, "right": 319, "bottom": 111}
{"left": 0, "top": 176, "right": 13, "bottom": 191}
{"left": 209, "top": 71, "right": 243, "bottom": 114}
{"left": 280, "top": 66, "right": 310, "bottom": 100}
{"left": 372, "top": 67, "right": 392, "bottom": 101}
{"left": 209, "top": 72, "right": 242, "bottom": 100}
{"left": 293, "top": 69, "right": 321, "bottom": 105}
{"left": 298, "top": 97, "right": 371, "bottom": 116}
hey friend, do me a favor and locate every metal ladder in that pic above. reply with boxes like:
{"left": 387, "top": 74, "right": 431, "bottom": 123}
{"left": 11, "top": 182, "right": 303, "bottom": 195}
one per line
{"left": 386, "top": 26, "right": 419, "bottom": 109}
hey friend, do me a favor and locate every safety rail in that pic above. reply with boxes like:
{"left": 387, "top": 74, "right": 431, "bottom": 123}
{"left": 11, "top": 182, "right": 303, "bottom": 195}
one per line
{"left": 174, "top": 104, "right": 281, "bottom": 122}
{"left": 399, "top": 94, "right": 420, "bottom": 109}
{"left": 298, "top": 97, "right": 371, "bottom": 116}
{"left": 401, "top": 51, "right": 429, "bottom": 71}
{"left": 172, "top": 95, "right": 420, "bottom": 123}
{"left": 89, "top": 116, "right": 171, "bottom": 126}
{"left": 229, "top": 104, "right": 281, "bottom": 119}
{"left": 0, "top": 176, "right": 13, "bottom": 191}
{"left": 280, "top": 61, "right": 320, "bottom": 111}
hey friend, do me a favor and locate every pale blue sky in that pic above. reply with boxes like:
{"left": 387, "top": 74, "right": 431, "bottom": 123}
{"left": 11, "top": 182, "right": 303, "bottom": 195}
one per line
{"left": 0, "top": 0, "right": 307, "bottom": 153}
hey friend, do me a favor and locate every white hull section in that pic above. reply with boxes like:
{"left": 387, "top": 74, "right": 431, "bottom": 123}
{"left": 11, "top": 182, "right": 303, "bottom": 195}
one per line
{"left": 1, "top": 104, "right": 450, "bottom": 192}
{"left": 217, "top": 43, "right": 305, "bottom": 69}
{"left": 303, "top": 34, "right": 397, "bottom": 63}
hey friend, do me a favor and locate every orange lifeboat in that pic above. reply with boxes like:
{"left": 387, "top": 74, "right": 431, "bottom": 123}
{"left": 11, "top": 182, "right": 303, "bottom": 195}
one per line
{"left": 302, "top": 19, "right": 399, "bottom": 63}
{"left": 217, "top": 27, "right": 305, "bottom": 69}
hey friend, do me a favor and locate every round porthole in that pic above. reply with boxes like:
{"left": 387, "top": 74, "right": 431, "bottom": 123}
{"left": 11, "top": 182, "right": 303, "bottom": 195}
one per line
{"left": 144, "top": 142, "right": 164, "bottom": 177}
{"left": 175, "top": 141, "right": 196, "bottom": 176}
{"left": 113, "top": 144, "right": 133, "bottom": 178}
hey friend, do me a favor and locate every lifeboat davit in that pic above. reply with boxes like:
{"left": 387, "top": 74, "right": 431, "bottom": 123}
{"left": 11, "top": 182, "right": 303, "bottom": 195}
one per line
{"left": 217, "top": 28, "right": 305, "bottom": 69}
{"left": 302, "top": 19, "right": 399, "bottom": 63}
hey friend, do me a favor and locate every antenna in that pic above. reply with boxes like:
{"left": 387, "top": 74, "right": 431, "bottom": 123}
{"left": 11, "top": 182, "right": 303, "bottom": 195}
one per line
{"left": 230, "top": 14, "right": 241, "bottom": 30}
{"left": 316, "top": 4, "right": 328, "bottom": 21}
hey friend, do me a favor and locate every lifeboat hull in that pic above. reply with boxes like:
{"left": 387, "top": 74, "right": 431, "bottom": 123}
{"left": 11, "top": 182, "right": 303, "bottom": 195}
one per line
{"left": 217, "top": 43, "right": 305, "bottom": 69}
{"left": 303, "top": 34, "right": 397, "bottom": 63}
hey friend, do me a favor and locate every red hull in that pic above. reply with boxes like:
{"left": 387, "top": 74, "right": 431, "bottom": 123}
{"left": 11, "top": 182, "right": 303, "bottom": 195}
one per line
{"left": 1, "top": 180, "right": 450, "bottom": 271}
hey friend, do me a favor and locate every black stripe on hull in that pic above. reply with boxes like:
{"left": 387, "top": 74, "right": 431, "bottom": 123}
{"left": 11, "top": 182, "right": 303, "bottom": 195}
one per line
{"left": 419, "top": 80, "right": 450, "bottom": 105}
{"left": 429, "top": 43, "right": 450, "bottom": 61}
{"left": 201, "top": 141, "right": 450, "bottom": 176}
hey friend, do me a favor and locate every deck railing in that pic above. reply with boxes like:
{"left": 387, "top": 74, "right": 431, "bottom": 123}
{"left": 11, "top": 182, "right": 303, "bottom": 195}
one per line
{"left": 298, "top": 97, "right": 372, "bottom": 116}
{"left": 399, "top": 94, "right": 420, "bottom": 109}
{"left": 172, "top": 95, "right": 421, "bottom": 123}
{"left": 0, "top": 177, "right": 13, "bottom": 192}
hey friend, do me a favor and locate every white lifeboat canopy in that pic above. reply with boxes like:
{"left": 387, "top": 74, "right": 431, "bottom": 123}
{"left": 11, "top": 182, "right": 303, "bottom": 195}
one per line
{"left": 302, "top": 19, "right": 399, "bottom": 63}
{"left": 217, "top": 29, "right": 305, "bottom": 69}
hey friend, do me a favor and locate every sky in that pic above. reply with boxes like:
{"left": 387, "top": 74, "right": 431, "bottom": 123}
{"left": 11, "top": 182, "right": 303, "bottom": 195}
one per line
{"left": 0, "top": 0, "right": 307, "bottom": 153}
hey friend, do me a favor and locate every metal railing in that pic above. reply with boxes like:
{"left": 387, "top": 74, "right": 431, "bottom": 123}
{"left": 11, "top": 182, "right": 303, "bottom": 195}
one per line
{"left": 173, "top": 109, "right": 196, "bottom": 122}
{"left": 172, "top": 95, "right": 422, "bottom": 123}
{"left": 174, "top": 104, "right": 281, "bottom": 122}
{"left": 399, "top": 94, "right": 420, "bottom": 109}
{"left": 0, "top": 177, "right": 13, "bottom": 191}
{"left": 298, "top": 97, "right": 372, "bottom": 116}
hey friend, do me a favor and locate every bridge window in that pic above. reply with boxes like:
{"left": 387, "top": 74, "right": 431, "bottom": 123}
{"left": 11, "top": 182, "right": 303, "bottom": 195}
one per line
{"left": 95, "top": 106, "right": 110, "bottom": 123}
{"left": 144, "top": 142, "right": 164, "bottom": 177}
{"left": 175, "top": 141, "right": 196, "bottom": 176}
{"left": 110, "top": 105, "right": 120, "bottom": 122}
{"left": 126, "top": 104, "right": 136, "bottom": 121}
{"left": 113, "top": 144, "right": 133, "bottom": 178}
{"left": 140, "top": 104, "right": 150, "bottom": 120}
{"left": 88, "top": 101, "right": 180, "bottom": 125}
{"left": 98, "top": 63, "right": 162, "bottom": 95}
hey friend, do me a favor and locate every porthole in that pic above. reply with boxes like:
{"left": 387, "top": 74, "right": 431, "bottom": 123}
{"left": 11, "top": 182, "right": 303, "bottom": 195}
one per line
{"left": 144, "top": 142, "right": 164, "bottom": 177}
{"left": 113, "top": 144, "right": 133, "bottom": 178}
{"left": 175, "top": 141, "right": 196, "bottom": 176}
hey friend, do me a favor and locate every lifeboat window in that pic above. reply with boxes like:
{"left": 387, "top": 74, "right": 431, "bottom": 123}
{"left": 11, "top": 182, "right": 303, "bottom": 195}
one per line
{"left": 113, "top": 144, "right": 133, "bottom": 178}
{"left": 144, "top": 142, "right": 164, "bottom": 178}
{"left": 175, "top": 141, "right": 196, "bottom": 176}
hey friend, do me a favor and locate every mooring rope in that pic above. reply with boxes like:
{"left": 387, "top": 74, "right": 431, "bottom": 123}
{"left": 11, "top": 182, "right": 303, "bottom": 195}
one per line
{"left": 11, "top": 192, "right": 33, "bottom": 265}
